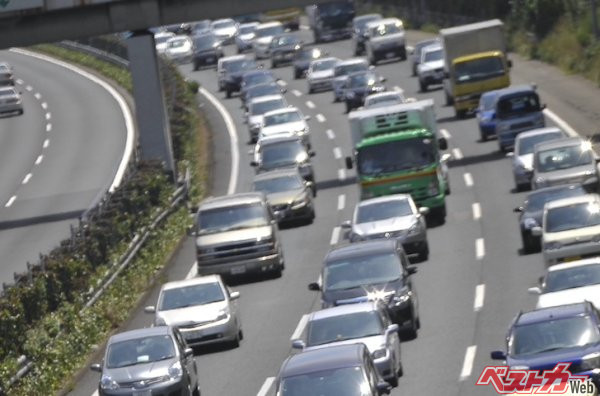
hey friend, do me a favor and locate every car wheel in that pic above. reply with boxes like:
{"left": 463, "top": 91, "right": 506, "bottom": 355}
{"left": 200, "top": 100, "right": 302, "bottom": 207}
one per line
{"left": 445, "top": 180, "right": 451, "bottom": 195}
{"left": 427, "top": 205, "right": 446, "bottom": 226}
{"left": 388, "top": 366, "right": 399, "bottom": 387}
{"left": 193, "top": 62, "right": 199, "bottom": 71}
{"left": 308, "top": 85, "right": 314, "bottom": 94}
{"left": 400, "top": 47, "right": 407, "bottom": 61}
{"left": 419, "top": 80, "right": 427, "bottom": 92}
{"left": 226, "top": 90, "right": 232, "bottom": 99}
{"left": 397, "top": 362, "right": 404, "bottom": 378}
{"left": 238, "top": 328, "right": 244, "bottom": 341}
{"left": 406, "top": 314, "right": 418, "bottom": 339}
{"left": 231, "top": 329, "right": 241, "bottom": 348}
{"left": 456, "top": 109, "right": 467, "bottom": 119}
{"left": 345, "top": 102, "right": 351, "bottom": 114}
{"left": 294, "top": 69, "right": 300, "bottom": 79}
{"left": 419, "top": 242, "right": 429, "bottom": 262}
{"left": 445, "top": 92, "right": 453, "bottom": 106}
{"left": 192, "top": 383, "right": 201, "bottom": 396}
{"left": 480, "top": 128, "right": 488, "bottom": 142}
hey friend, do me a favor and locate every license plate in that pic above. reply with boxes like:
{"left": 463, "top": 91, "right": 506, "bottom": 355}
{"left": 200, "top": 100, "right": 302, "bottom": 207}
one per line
{"left": 564, "top": 256, "right": 582, "bottom": 262}
{"left": 386, "top": 52, "right": 395, "bottom": 59}
{"left": 230, "top": 266, "right": 246, "bottom": 275}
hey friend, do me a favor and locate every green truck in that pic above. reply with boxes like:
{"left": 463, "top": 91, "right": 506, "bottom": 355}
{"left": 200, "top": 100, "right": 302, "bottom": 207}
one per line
{"left": 345, "top": 99, "right": 450, "bottom": 223}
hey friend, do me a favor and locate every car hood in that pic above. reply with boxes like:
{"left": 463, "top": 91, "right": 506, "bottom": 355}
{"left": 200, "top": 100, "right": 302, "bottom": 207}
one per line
{"left": 537, "top": 284, "right": 600, "bottom": 309}
{"left": 322, "top": 280, "right": 402, "bottom": 306}
{"left": 509, "top": 343, "right": 600, "bottom": 371}
{"left": 371, "top": 33, "right": 405, "bottom": 45}
{"left": 105, "top": 358, "right": 174, "bottom": 384}
{"left": 304, "top": 335, "right": 385, "bottom": 354}
{"left": 157, "top": 301, "right": 228, "bottom": 327}
{"left": 516, "top": 153, "right": 534, "bottom": 171}
{"left": 544, "top": 224, "right": 600, "bottom": 244}
{"left": 309, "top": 70, "right": 334, "bottom": 80}
{"left": 255, "top": 37, "right": 273, "bottom": 45}
{"left": 260, "top": 121, "right": 306, "bottom": 137}
{"left": 196, "top": 225, "right": 272, "bottom": 247}
{"left": 267, "top": 189, "right": 305, "bottom": 206}
{"left": 420, "top": 59, "right": 444, "bottom": 71}
{"left": 538, "top": 165, "right": 596, "bottom": 185}
{"left": 353, "top": 215, "right": 417, "bottom": 236}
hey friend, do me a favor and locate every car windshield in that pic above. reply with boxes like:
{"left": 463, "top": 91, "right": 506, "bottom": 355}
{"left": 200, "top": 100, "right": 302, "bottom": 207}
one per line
{"left": 261, "top": 141, "right": 306, "bottom": 168}
{"left": 479, "top": 94, "right": 497, "bottom": 111}
{"left": 194, "top": 35, "right": 218, "bottom": 50}
{"left": 307, "top": 311, "right": 383, "bottom": 346}
{"left": 198, "top": 203, "right": 267, "bottom": 234}
{"left": 510, "top": 316, "right": 600, "bottom": 356}
{"left": 225, "top": 59, "right": 257, "bottom": 73}
{"left": 193, "top": 21, "right": 211, "bottom": 32}
{"left": 415, "top": 40, "right": 438, "bottom": 57}
{"left": 423, "top": 49, "right": 443, "bottom": 62}
{"left": 348, "top": 72, "right": 377, "bottom": 88}
{"left": 106, "top": 335, "right": 175, "bottom": 368}
{"left": 497, "top": 93, "right": 541, "bottom": 118}
{"left": 517, "top": 132, "right": 564, "bottom": 156}
{"left": 455, "top": 57, "right": 505, "bottom": 84}
{"left": 546, "top": 264, "right": 600, "bottom": 293}
{"left": 273, "top": 35, "right": 299, "bottom": 46}
{"left": 250, "top": 99, "right": 286, "bottom": 116}
{"left": 324, "top": 252, "right": 401, "bottom": 291}
{"left": 256, "top": 25, "right": 284, "bottom": 38}
{"left": 212, "top": 20, "right": 235, "bottom": 30}
{"left": 247, "top": 84, "right": 280, "bottom": 99}
{"left": 524, "top": 186, "right": 586, "bottom": 212}
{"left": 319, "top": 1, "right": 354, "bottom": 16}
{"left": 168, "top": 39, "right": 188, "bottom": 48}
{"left": 355, "top": 15, "right": 381, "bottom": 32}
{"left": 244, "top": 73, "right": 274, "bottom": 87}
{"left": 536, "top": 143, "right": 594, "bottom": 172}
{"left": 254, "top": 175, "right": 303, "bottom": 194}
{"left": 369, "top": 22, "right": 403, "bottom": 37}
{"left": 159, "top": 282, "right": 224, "bottom": 311}
{"left": 545, "top": 201, "right": 600, "bottom": 232}
{"left": 239, "top": 25, "right": 257, "bottom": 35}
{"left": 263, "top": 111, "right": 302, "bottom": 126}
{"left": 0, "top": 89, "right": 16, "bottom": 97}
{"left": 357, "top": 138, "right": 437, "bottom": 176}
{"left": 335, "top": 62, "right": 368, "bottom": 76}
{"left": 279, "top": 366, "right": 368, "bottom": 396}
{"left": 356, "top": 199, "right": 413, "bottom": 223}
{"left": 312, "top": 59, "right": 338, "bottom": 71}
{"left": 366, "top": 93, "right": 403, "bottom": 107}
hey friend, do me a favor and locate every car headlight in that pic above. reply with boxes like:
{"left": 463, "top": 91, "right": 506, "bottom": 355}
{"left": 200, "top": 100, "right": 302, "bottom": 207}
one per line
{"left": 534, "top": 177, "right": 547, "bottom": 188}
{"left": 216, "top": 309, "right": 230, "bottom": 321}
{"left": 580, "top": 352, "right": 600, "bottom": 371}
{"left": 372, "top": 348, "right": 387, "bottom": 360}
{"left": 427, "top": 180, "right": 439, "bottom": 196}
{"left": 407, "top": 222, "right": 421, "bottom": 236}
{"left": 523, "top": 218, "right": 538, "bottom": 229}
{"left": 168, "top": 361, "right": 183, "bottom": 380}
{"left": 100, "top": 375, "right": 119, "bottom": 391}
{"left": 544, "top": 241, "right": 562, "bottom": 250}
{"left": 291, "top": 195, "right": 308, "bottom": 209}
{"left": 392, "top": 287, "right": 411, "bottom": 306}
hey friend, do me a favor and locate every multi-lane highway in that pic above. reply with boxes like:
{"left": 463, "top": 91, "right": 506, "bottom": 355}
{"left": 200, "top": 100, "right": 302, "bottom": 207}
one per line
{"left": 70, "top": 25, "right": 600, "bottom": 396}
{"left": 0, "top": 49, "right": 132, "bottom": 287}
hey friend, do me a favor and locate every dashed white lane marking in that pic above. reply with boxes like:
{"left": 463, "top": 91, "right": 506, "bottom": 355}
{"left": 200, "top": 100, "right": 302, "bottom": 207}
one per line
{"left": 393, "top": 85, "right": 401, "bottom": 91}
{"left": 474, "top": 284, "right": 485, "bottom": 312}
{"left": 543, "top": 108, "right": 578, "bottom": 137}
{"left": 316, "top": 114, "right": 326, "bottom": 123}
{"left": 35, "top": 155, "right": 43, "bottom": 165}
{"left": 292, "top": 89, "right": 302, "bottom": 97}
{"left": 305, "top": 100, "right": 315, "bottom": 109}
{"left": 5, "top": 195, "right": 16, "bottom": 208}
{"left": 476, "top": 238, "right": 485, "bottom": 260}
{"left": 472, "top": 202, "right": 481, "bottom": 220}
{"left": 45, "top": 112, "right": 51, "bottom": 120}
{"left": 440, "top": 128, "right": 451, "bottom": 139}
{"left": 15, "top": 78, "right": 23, "bottom": 85}
{"left": 34, "top": 92, "right": 41, "bottom": 100}
{"left": 186, "top": 262, "right": 198, "bottom": 280}
{"left": 333, "top": 147, "right": 342, "bottom": 159}
{"left": 257, "top": 377, "right": 276, "bottom": 396}
{"left": 291, "top": 314, "right": 309, "bottom": 340}
{"left": 41, "top": 102, "right": 47, "bottom": 110}
{"left": 330, "top": 226, "right": 341, "bottom": 245}
{"left": 22, "top": 173, "right": 32, "bottom": 184}
{"left": 46, "top": 123, "right": 52, "bottom": 132}
{"left": 337, "top": 194, "right": 346, "bottom": 211}
{"left": 452, "top": 148, "right": 463, "bottom": 160}
{"left": 25, "top": 85, "right": 32, "bottom": 92}
{"left": 338, "top": 168, "right": 346, "bottom": 181}
{"left": 277, "top": 80, "right": 287, "bottom": 87}
{"left": 463, "top": 172, "right": 473, "bottom": 187}
{"left": 326, "top": 129, "right": 335, "bottom": 140}
{"left": 43, "top": 139, "right": 50, "bottom": 149}
{"left": 460, "top": 345, "right": 477, "bottom": 380}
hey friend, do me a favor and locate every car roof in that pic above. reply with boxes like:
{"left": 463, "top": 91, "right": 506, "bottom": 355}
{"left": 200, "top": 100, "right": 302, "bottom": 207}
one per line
{"left": 220, "top": 55, "right": 248, "bottom": 63}
{"left": 239, "top": 22, "right": 259, "bottom": 28}
{"left": 161, "top": 275, "right": 222, "bottom": 292}
{"left": 199, "top": 192, "right": 266, "bottom": 211}
{"left": 249, "top": 95, "right": 285, "bottom": 105}
{"left": 422, "top": 43, "right": 443, "bottom": 53}
{"left": 263, "top": 107, "right": 300, "bottom": 116}
{"left": 516, "top": 127, "right": 563, "bottom": 140}
{"left": 525, "top": 183, "right": 584, "bottom": 200}
{"left": 516, "top": 302, "right": 593, "bottom": 327}
{"left": 548, "top": 257, "right": 600, "bottom": 273}
{"left": 257, "top": 21, "right": 283, "bottom": 29}
{"left": 354, "top": 14, "right": 382, "bottom": 22}
{"left": 358, "top": 194, "right": 412, "bottom": 207}
{"left": 325, "top": 239, "right": 398, "bottom": 262}
{"left": 534, "top": 137, "right": 586, "bottom": 152}
{"left": 545, "top": 193, "right": 599, "bottom": 211}
{"left": 253, "top": 168, "right": 302, "bottom": 182}
{"left": 336, "top": 58, "right": 368, "bottom": 67}
{"left": 366, "top": 17, "right": 402, "bottom": 28}
{"left": 109, "top": 326, "right": 171, "bottom": 344}
{"left": 494, "top": 84, "right": 538, "bottom": 98}
{"left": 280, "top": 344, "right": 366, "bottom": 378}
{"left": 310, "top": 301, "right": 379, "bottom": 321}
{"left": 258, "top": 134, "right": 301, "bottom": 146}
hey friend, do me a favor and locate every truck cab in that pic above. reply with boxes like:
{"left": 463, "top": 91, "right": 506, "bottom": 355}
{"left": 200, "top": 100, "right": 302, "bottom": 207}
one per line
{"left": 306, "top": 0, "right": 355, "bottom": 43}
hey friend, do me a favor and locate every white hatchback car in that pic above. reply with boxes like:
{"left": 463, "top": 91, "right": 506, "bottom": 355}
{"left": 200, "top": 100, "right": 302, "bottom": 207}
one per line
{"left": 165, "top": 35, "right": 193, "bottom": 63}
{"left": 259, "top": 107, "right": 311, "bottom": 148}
{"left": 306, "top": 57, "right": 339, "bottom": 93}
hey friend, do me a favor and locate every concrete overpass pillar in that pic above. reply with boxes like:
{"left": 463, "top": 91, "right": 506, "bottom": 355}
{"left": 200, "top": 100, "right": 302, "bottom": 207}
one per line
{"left": 126, "top": 31, "right": 176, "bottom": 178}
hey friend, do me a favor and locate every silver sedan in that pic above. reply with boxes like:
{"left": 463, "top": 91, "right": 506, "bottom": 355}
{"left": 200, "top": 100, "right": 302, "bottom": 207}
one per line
{"left": 0, "top": 86, "right": 23, "bottom": 116}
{"left": 342, "top": 194, "right": 429, "bottom": 261}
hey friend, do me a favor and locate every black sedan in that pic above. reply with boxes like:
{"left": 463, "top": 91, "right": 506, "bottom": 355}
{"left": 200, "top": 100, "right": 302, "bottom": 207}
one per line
{"left": 514, "top": 184, "right": 586, "bottom": 253}
{"left": 241, "top": 82, "right": 286, "bottom": 110}
{"left": 343, "top": 70, "right": 386, "bottom": 113}
{"left": 192, "top": 33, "right": 224, "bottom": 70}
{"left": 269, "top": 33, "right": 303, "bottom": 68}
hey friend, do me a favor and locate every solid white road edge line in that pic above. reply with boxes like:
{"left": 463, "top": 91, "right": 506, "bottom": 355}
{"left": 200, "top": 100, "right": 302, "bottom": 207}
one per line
{"left": 291, "top": 314, "right": 309, "bottom": 340}
{"left": 198, "top": 87, "right": 239, "bottom": 195}
{"left": 474, "top": 284, "right": 485, "bottom": 312}
{"left": 463, "top": 172, "right": 473, "bottom": 187}
{"left": 22, "top": 173, "right": 32, "bottom": 184}
{"left": 543, "top": 108, "right": 578, "bottom": 137}
{"left": 11, "top": 48, "right": 135, "bottom": 193}
{"left": 452, "top": 148, "right": 463, "bottom": 160}
{"left": 316, "top": 114, "right": 326, "bottom": 123}
{"left": 5, "top": 195, "right": 16, "bottom": 208}
{"left": 330, "top": 226, "right": 341, "bottom": 245}
{"left": 305, "top": 100, "right": 315, "bottom": 109}
{"left": 338, "top": 194, "right": 346, "bottom": 211}
{"left": 326, "top": 129, "right": 335, "bottom": 140}
{"left": 476, "top": 238, "right": 485, "bottom": 260}
{"left": 472, "top": 202, "right": 481, "bottom": 220}
{"left": 460, "top": 345, "right": 477, "bottom": 380}
{"left": 257, "top": 377, "right": 276, "bottom": 396}
{"left": 333, "top": 147, "right": 342, "bottom": 159}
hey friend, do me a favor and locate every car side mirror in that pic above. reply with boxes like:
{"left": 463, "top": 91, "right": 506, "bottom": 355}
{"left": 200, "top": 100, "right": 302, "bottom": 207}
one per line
{"left": 250, "top": 160, "right": 258, "bottom": 167}
{"left": 304, "top": 115, "right": 311, "bottom": 121}
{"left": 386, "top": 324, "right": 399, "bottom": 334}
{"left": 528, "top": 286, "right": 542, "bottom": 295}
{"left": 531, "top": 226, "right": 543, "bottom": 237}
{"left": 308, "top": 150, "right": 316, "bottom": 157}
{"left": 90, "top": 363, "right": 102, "bottom": 373}
{"left": 443, "top": 71, "right": 450, "bottom": 79}
{"left": 229, "top": 291, "right": 240, "bottom": 300}
{"left": 377, "top": 381, "right": 392, "bottom": 395}
{"left": 513, "top": 206, "right": 523, "bottom": 213}
{"left": 406, "top": 265, "right": 418, "bottom": 275}
{"left": 345, "top": 156, "right": 353, "bottom": 170}
{"left": 418, "top": 207, "right": 430, "bottom": 215}
{"left": 308, "top": 282, "right": 320, "bottom": 291}
{"left": 184, "top": 347, "right": 194, "bottom": 358}
{"left": 438, "top": 137, "right": 448, "bottom": 150}
{"left": 379, "top": 76, "right": 386, "bottom": 83}
{"left": 341, "top": 220, "right": 352, "bottom": 229}
{"left": 144, "top": 306, "right": 156, "bottom": 314}
{"left": 291, "top": 339, "right": 306, "bottom": 349}
{"left": 490, "top": 351, "right": 506, "bottom": 360}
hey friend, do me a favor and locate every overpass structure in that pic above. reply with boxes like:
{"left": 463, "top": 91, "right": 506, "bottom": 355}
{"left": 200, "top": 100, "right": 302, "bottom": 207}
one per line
{"left": 0, "top": 0, "right": 332, "bottom": 175}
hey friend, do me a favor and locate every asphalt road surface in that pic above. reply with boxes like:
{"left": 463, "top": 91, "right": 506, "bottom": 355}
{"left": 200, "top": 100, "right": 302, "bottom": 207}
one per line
{"left": 71, "top": 27, "right": 600, "bottom": 396}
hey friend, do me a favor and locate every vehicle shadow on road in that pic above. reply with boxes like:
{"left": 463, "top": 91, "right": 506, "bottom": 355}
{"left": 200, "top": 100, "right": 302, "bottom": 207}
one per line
{"left": 447, "top": 150, "right": 504, "bottom": 168}
{"left": 315, "top": 176, "right": 357, "bottom": 191}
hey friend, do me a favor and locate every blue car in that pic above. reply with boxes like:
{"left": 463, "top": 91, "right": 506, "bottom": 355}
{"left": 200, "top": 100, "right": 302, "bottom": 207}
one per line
{"left": 476, "top": 90, "right": 499, "bottom": 142}
{"left": 491, "top": 302, "right": 600, "bottom": 388}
